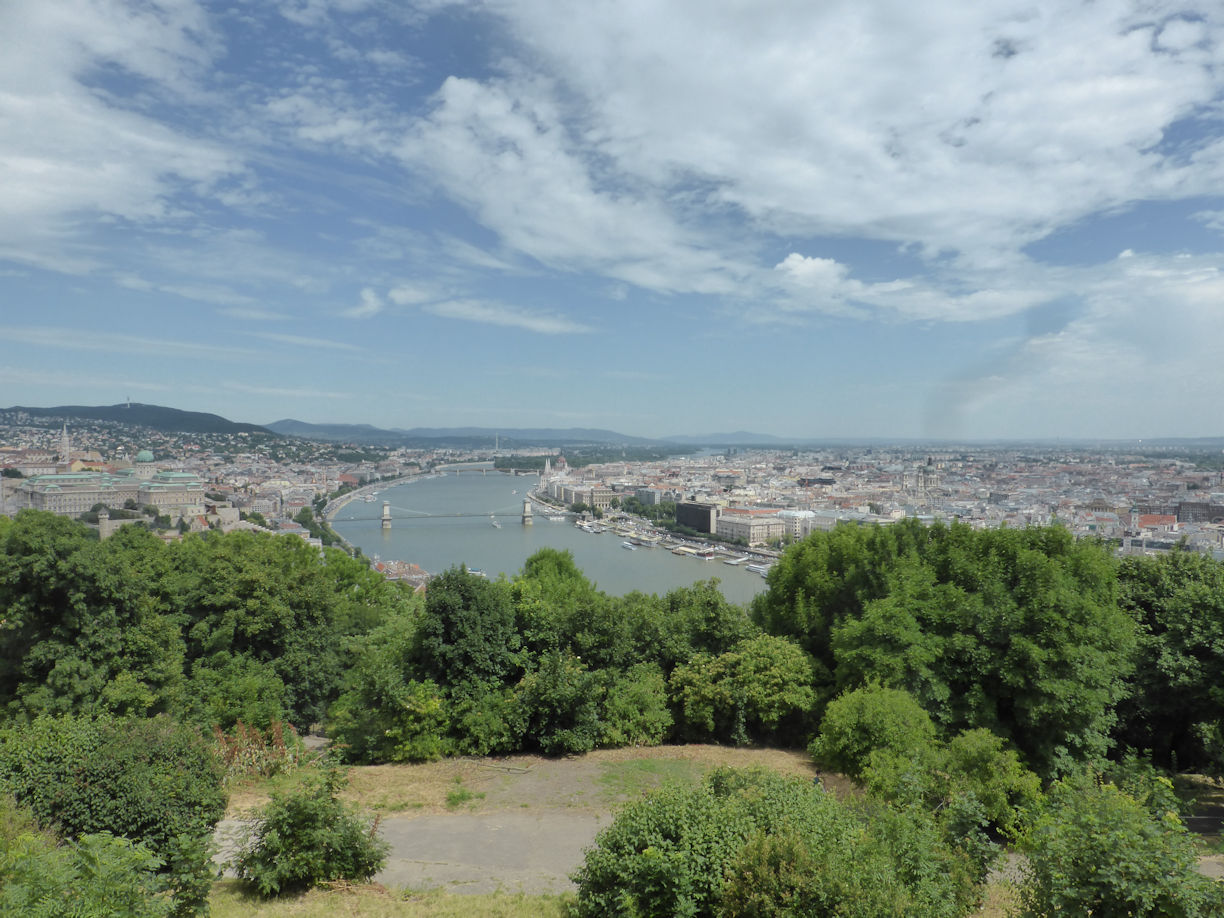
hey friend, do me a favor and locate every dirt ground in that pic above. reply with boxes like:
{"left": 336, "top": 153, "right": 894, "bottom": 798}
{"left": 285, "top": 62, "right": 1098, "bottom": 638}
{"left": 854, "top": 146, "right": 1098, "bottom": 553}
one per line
{"left": 221, "top": 745, "right": 1224, "bottom": 896}
{"left": 223, "top": 745, "right": 832, "bottom": 894}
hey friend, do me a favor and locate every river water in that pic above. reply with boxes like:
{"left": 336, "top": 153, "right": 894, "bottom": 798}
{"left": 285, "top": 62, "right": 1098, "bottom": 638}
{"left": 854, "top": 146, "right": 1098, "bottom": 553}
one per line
{"left": 329, "top": 472, "right": 767, "bottom": 606}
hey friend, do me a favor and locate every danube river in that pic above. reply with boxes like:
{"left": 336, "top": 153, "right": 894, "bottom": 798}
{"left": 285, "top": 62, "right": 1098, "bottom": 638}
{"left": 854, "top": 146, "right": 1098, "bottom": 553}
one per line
{"left": 329, "top": 472, "right": 768, "bottom": 606}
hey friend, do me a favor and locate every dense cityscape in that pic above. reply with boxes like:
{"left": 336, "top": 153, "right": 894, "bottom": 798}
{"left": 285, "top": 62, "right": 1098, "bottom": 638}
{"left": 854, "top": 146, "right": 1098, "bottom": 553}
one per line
{"left": 4, "top": 407, "right": 1222, "bottom": 574}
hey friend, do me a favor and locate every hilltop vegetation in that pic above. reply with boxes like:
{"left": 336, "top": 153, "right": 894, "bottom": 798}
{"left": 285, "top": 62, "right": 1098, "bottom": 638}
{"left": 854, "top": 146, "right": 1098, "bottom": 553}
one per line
{"left": 1, "top": 510, "right": 1223, "bottom": 913}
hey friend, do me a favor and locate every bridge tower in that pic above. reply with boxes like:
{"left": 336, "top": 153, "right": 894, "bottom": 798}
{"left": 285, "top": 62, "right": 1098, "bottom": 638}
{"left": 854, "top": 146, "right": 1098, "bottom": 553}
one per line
{"left": 522, "top": 499, "right": 533, "bottom": 526}
{"left": 381, "top": 501, "right": 391, "bottom": 530}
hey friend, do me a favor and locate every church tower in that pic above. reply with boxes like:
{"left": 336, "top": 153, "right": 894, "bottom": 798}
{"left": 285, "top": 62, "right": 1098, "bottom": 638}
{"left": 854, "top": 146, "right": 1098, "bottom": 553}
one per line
{"left": 58, "top": 423, "right": 71, "bottom": 471}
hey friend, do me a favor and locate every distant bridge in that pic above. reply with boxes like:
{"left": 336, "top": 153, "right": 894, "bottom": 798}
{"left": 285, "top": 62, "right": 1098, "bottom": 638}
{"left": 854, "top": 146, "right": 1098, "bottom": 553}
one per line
{"left": 344, "top": 504, "right": 526, "bottom": 520}
{"left": 437, "top": 466, "right": 541, "bottom": 476}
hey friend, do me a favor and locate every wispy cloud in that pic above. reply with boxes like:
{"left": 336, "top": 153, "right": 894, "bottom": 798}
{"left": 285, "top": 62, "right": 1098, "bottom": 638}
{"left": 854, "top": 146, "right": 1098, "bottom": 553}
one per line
{"left": 252, "top": 332, "right": 361, "bottom": 351}
{"left": 424, "top": 299, "right": 595, "bottom": 334}
{"left": 341, "top": 287, "right": 384, "bottom": 319}
{"left": 219, "top": 307, "right": 292, "bottom": 321}
{"left": 220, "top": 381, "right": 352, "bottom": 399}
{"left": 6, "top": 326, "right": 255, "bottom": 360}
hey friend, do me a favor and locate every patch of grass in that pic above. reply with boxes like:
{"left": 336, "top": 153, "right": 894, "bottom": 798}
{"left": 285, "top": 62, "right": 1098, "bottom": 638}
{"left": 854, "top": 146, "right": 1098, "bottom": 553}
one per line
{"left": 445, "top": 777, "right": 486, "bottom": 810}
{"left": 596, "top": 757, "right": 702, "bottom": 802}
{"left": 974, "top": 879, "right": 1020, "bottom": 918}
{"left": 225, "top": 762, "right": 329, "bottom": 816}
{"left": 210, "top": 880, "right": 572, "bottom": 917}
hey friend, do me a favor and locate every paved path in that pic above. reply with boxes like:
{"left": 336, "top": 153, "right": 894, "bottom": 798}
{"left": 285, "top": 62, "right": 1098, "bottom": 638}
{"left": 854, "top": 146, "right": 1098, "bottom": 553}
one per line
{"left": 376, "top": 810, "right": 602, "bottom": 894}
{"left": 216, "top": 811, "right": 603, "bottom": 895}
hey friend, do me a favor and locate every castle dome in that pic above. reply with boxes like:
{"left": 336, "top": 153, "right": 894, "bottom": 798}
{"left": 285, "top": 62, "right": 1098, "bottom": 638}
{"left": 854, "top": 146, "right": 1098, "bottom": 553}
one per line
{"left": 136, "top": 449, "right": 155, "bottom": 463}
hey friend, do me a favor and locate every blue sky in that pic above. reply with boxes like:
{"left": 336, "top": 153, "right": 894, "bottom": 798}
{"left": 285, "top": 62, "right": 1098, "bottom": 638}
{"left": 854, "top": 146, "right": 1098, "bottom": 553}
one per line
{"left": 3, "top": 0, "right": 1224, "bottom": 440}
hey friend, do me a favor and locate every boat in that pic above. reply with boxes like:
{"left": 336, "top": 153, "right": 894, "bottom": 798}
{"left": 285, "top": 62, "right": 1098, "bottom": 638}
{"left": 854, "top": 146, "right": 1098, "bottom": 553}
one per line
{"left": 363, "top": 495, "right": 374, "bottom": 502}
{"left": 490, "top": 515, "right": 502, "bottom": 529}
{"left": 746, "top": 562, "right": 773, "bottom": 576}
{"left": 622, "top": 541, "right": 638, "bottom": 550}
{"left": 695, "top": 549, "right": 717, "bottom": 561}
{"left": 723, "top": 556, "right": 750, "bottom": 566}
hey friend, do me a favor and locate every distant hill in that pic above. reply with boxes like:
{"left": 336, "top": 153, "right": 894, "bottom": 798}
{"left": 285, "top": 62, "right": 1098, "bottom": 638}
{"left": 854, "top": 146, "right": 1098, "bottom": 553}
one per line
{"left": 5, "top": 404, "right": 271, "bottom": 435}
{"left": 267, "top": 419, "right": 663, "bottom": 447}
{"left": 664, "top": 430, "right": 795, "bottom": 446}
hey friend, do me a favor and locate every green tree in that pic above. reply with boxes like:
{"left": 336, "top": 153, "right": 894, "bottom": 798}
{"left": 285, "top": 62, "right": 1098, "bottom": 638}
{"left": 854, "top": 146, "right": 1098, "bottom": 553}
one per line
{"left": 327, "top": 603, "right": 449, "bottom": 764}
{"left": 1115, "top": 549, "right": 1224, "bottom": 770}
{"left": 810, "top": 683, "right": 937, "bottom": 779}
{"left": 755, "top": 522, "right": 1134, "bottom": 775}
{"left": 598, "top": 663, "right": 672, "bottom": 747}
{"left": 0, "top": 513, "right": 184, "bottom": 720}
{"left": 415, "top": 567, "right": 520, "bottom": 689}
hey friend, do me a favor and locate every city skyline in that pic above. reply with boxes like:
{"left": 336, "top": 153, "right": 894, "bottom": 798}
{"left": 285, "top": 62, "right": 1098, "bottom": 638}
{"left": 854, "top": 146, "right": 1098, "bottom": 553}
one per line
{"left": 3, "top": 2, "right": 1224, "bottom": 440}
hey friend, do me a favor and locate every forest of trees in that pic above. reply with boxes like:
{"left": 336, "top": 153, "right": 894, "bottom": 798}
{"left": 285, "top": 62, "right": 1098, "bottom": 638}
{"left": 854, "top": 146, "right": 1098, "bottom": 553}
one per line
{"left": 2, "top": 511, "right": 1223, "bottom": 914}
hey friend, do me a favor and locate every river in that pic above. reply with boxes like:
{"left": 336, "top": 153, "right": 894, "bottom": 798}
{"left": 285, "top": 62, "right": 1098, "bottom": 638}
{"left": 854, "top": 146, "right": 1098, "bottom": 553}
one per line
{"left": 329, "top": 472, "right": 768, "bottom": 606}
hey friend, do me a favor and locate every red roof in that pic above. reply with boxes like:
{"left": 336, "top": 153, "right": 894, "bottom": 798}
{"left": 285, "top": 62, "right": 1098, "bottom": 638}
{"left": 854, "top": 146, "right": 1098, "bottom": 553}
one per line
{"left": 1138, "top": 514, "right": 1176, "bottom": 529}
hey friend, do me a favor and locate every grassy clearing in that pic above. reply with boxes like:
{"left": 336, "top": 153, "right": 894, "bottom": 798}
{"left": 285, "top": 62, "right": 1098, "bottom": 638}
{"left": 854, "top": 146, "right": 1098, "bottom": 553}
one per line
{"left": 225, "top": 745, "right": 822, "bottom": 818}
{"left": 209, "top": 881, "right": 572, "bottom": 918}
{"left": 595, "top": 756, "right": 703, "bottom": 800}
{"left": 210, "top": 879, "right": 1017, "bottom": 917}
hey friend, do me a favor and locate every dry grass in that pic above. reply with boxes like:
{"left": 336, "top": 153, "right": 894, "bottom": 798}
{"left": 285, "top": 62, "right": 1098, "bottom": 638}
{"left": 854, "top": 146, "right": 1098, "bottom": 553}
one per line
{"left": 209, "top": 881, "right": 572, "bottom": 918}
{"left": 226, "top": 744, "right": 826, "bottom": 818}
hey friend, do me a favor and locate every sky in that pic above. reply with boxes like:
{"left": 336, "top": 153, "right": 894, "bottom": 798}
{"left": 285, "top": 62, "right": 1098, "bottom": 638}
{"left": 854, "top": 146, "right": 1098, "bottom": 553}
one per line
{"left": 2, "top": 0, "right": 1224, "bottom": 441}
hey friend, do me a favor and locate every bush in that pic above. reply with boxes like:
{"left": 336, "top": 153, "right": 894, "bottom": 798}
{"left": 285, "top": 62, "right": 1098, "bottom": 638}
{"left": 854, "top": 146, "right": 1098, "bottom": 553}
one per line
{"left": 810, "top": 683, "right": 937, "bottom": 778}
{"left": 861, "top": 727, "right": 1041, "bottom": 841}
{"left": 515, "top": 651, "right": 602, "bottom": 755}
{"left": 1018, "top": 775, "right": 1224, "bottom": 917}
{"left": 0, "top": 714, "right": 225, "bottom": 916}
{"left": 1, "top": 798, "right": 172, "bottom": 918}
{"left": 669, "top": 635, "right": 818, "bottom": 745}
{"left": 232, "top": 768, "right": 389, "bottom": 896}
{"left": 572, "top": 767, "right": 977, "bottom": 918}
{"left": 598, "top": 663, "right": 672, "bottom": 747}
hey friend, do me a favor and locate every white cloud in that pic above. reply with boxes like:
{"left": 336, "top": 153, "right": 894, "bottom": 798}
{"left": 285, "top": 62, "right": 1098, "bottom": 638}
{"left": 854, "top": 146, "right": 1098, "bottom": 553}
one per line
{"left": 342, "top": 287, "right": 385, "bottom": 318}
{"left": 387, "top": 283, "right": 436, "bottom": 305}
{"left": 220, "top": 382, "right": 352, "bottom": 399}
{"left": 220, "top": 307, "right": 292, "bottom": 321}
{"left": 424, "top": 299, "right": 595, "bottom": 334}
{"left": 400, "top": 75, "right": 751, "bottom": 297}
{"left": 401, "top": 0, "right": 1224, "bottom": 320}
{"left": 0, "top": 1, "right": 243, "bottom": 269}
{"left": 253, "top": 332, "right": 361, "bottom": 351}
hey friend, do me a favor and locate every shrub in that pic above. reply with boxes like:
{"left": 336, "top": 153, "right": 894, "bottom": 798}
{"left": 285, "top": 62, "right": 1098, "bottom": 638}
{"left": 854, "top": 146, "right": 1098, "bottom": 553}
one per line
{"left": 669, "top": 635, "right": 818, "bottom": 745}
{"left": 515, "top": 651, "right": 603, "bottom": 755}
{"left": 0, "top": 714, "right": 225, "bottom": 916}
{"left": 232, "top": 768, "right": 389, "bottom": 896}
{"left": 1018, "top": 775, "right": 1224, "bottom": 917}
{"left": 810, "top": 683, "right": 937, "bottom": 778}
{"left": 598, "top": 663, "right": 672, "bottom": 747}
{"left": 1, "top": 807, "right": 172, "bottom": 918}
{"left": 861, "top": 727, "right": 1041, "bottom": 842}
{"left": 448, "top": 684, "right": 524, "bottom": 756}
{"left": 572, "top": 767, "right": 977, "bottom": 918}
